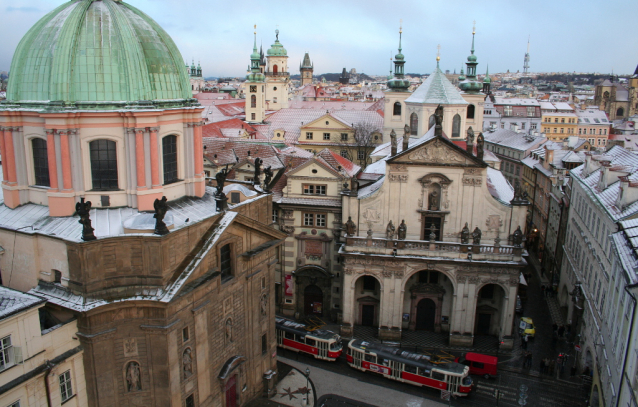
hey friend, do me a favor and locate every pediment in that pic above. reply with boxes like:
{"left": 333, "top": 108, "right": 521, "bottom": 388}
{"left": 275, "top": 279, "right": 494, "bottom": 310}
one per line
{"left": 302, "top": 113, "right": 351, "bottom": 130}
{"left": 389, "top": 136, "right": 486, "bottom": 168}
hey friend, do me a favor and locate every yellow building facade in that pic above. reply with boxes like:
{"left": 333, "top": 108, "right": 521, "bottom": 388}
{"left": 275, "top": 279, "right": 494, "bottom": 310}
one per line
{"left": 541, "top": 113, "right": 578, "bottom": 141}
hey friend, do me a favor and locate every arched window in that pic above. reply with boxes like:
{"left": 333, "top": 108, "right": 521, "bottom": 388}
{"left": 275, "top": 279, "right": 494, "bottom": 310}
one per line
{"left": 31, "top": 138, "right": 50, "bottom": 187}
{"left": 89, "top": 139, "right": 118, "bottom": 190}
{"left": 251, "top": 95, "right": 256, "bottom": 108}
{"left": 220, "top": 244, "right": 232, "bottom": 280}
{"left": 467, "top": 104, "right": 475, "bottom": 119}
{"left": 428, "top": 114, "right": 436, "bottom": 130}
{"left": 410, "top": 113, "right": 418, "bottom": 135}
{"left": 273, "top": 64, "right": 278, "bottom": 74}
{"left": 452, "top": 114, "right": 461, "bottom": 138}
{"left": 393, "top": 102, "right": 401, "bottom": 116}
{"left": 616, "top": 107, "right": 624, "bottom": 117}
{"left": 162, "top": 135, "right": 178, "bottom": 184}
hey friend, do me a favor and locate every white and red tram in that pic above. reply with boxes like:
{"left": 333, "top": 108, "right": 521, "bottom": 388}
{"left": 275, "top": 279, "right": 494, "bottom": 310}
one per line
{"left": 346, "top": 339, "right": 474, "bottom": 396}
{"left": 275, "top": 317, "right": 343, "bottom": 361}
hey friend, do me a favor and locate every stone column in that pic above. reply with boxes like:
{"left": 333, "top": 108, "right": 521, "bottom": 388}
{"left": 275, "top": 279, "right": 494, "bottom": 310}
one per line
{"left": 500, "top": 282, "right": 518, "bottom": 350}
{"left": 340, "top": 268, "right": 355, "bottom": 338}
{"left": 3, "top": 127, "right": 17, "bottom": 184}
{"left": 0, "top": 127, "right": 7, "bottom": 182}
{"left": 45, "top": 129, "right": 59, "bottom": 191}
{"left": 135, "top": 128, "right": 146, "bottom": 190}
{"left": 148, "top": 127, "right": 160, "bottom": 188}
{"left": 58, "top": 130, "right": 73, "bottom": 191}
{"left": 192, "top": 122, "right": 205, "bottom": 197}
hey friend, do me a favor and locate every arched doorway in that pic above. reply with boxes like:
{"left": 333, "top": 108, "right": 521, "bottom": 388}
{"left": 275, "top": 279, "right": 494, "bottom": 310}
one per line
{"left": 273, "top": 64, "right": 278, "bottom": 74}
{"left": 304, "top": 285, "right": 323, "bottom": 316}
{"left": 354, "top": 275, "right": 381, "bottom": 327}
{"left": 474, "top": 284, "right": 506, "bottom": 336}
{"left": 405, "top": 270, "right": 452, "bottom": 333}
{"left": 293, "top": 265, "right": 333, "bottom": 320}
{"left": 416, "top": 298, "right": 436, "bottom": 330}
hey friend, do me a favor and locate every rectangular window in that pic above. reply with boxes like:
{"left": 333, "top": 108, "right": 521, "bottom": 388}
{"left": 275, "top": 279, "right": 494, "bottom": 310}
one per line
{"left": 306, "top": 132, "right": 313, "bottom": 140}
{"left": 59, "top": 370, "right": 73, "bottom": 402}
{"left": 531, "top": 123, "right": 537, "bottom": 130}
{"left": 316, "top": 214, "right": 326, "bottom": 227}
{"left": 32, "top": 138, "right": 50, "bottom": 187}
{"left": 230, "top": 192, "right": 240, "bottom": 203}
{"left": 251, "top": 113, "right": 255, "bottom": 120}
{"left": 340, "top": 150, "right": 349, "bottom": 158}
{"left": 220, "top": 244, "right": 232, "bottom": 280}
{"left": 304, "top": 213, "right": 314, "bottom": 226}
{"left": 358, "top": 151, "right": 365, "bottom": 160}
{"left": 303, "top": 184, "right": 326, "bottom": 195}
{"left": 521, "top": 122, "right": 526, "bottom": 130}
{"left": 323, "top": 133, "right": 330, "bottom": 140}
{"left": 0, "top": 335, "right": 13, "bottom": 371}
{"left": 527, "top": 107, "right": 535, "bottom": 117}
{"left": 272, "top": 208, "right": 278, "bottom": 223}
{"left": 185, "top": 395, "right": 195, "bottom": 407}
{"left": 162, "top": 135, "right": 178, "bottom": 184}
{"left": 341, "top": 133, "right": 348, "bottom": 141}
{"left": 262, "top": 334, "right": 268, "bottom": 355}
{"left": 504, "top": 106, "right": 513, "bottom": 116}
{"left": 183, "top": 327, "right": 189, "bottom": 342}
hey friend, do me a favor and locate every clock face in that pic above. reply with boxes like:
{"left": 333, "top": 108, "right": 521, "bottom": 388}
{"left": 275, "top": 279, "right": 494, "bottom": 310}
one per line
{"left": 250, "top": 85, "right": 257, "bottom": 93}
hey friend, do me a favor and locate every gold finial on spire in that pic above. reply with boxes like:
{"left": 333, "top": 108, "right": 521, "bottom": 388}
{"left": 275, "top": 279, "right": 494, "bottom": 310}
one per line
{"left": 436, "top": 44, "right": 441, "bottom": 62}
{"left": 254, "top": 24, "right": 257, "bottom": 34}
{"left": 399, "top": 18, "right": 402, "bottom": 34}
{"left": 473, "top": 20, "right": 476, "bottom": 35}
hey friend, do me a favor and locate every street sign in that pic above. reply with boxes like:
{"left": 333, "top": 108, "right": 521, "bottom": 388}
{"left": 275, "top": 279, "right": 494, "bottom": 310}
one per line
{"left": 575, "top": 345, "right": 581, "bottom": 352}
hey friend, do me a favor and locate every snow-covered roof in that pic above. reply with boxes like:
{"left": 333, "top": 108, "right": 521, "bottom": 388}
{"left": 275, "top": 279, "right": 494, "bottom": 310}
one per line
{"left": 224, "top": 183, "right": 258, "bottom": 197}
{"left": 483, "top": 129, "right": 547, "bottom": 152}
{"left": 0, "top": 286, "right": 45, "bottom": 320}
{"left": 29, "top": 212, "right": 238, "bottom": 312}
{"left": 486, "top": 167, "right": 514, "bottom": 205}
{"left": 405, "top": 67, "right": 468, "bottom": 105}
{"left": 358, "top": 175, "right": 385, "bottom": 199}
{"left": 0, "top": 187, "right": 265, "bottom": 243}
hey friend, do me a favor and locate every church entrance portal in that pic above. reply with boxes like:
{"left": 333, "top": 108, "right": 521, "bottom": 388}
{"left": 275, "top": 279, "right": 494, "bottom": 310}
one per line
{"left": 225, "top": 375, "right": 237, "bottom": 407}
{"left": 477, "top": 313, "right": 491, "bottom": 335}
{"left": 304, "top": 284, "right": 323, "bottom": 316}
{"left": 416, "top": 298, "right": 436, "bottom": 330}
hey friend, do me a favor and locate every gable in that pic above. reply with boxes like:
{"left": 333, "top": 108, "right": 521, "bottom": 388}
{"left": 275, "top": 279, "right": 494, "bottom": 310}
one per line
{"left": 302, "top": 114, "right": 351, "bottom": 131}
{"left": 286, "top": 158, "right": 341, "bottom": 179}
{"left": 389, "top": 137, "right": 486, "bottom": 168}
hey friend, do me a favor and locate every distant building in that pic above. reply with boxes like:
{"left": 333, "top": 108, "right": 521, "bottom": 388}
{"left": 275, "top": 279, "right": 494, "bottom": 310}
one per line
{"left": 300, "top": 53, "right": 314, "bottom": 86}
{"left": 339, "top": 68, "right": 350, "bottom": 85}
{"left": 482, "top": 97, "right": 542, "bottom": 134}
{"left": 594, "top": 70, "right": 638, "bottom": 120}
{"left": 575, "top": 108, "right": 611, "bottom": 149}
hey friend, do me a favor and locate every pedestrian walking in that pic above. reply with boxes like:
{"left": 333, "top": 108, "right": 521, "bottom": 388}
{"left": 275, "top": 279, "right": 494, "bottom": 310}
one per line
{"left": 525, "top": 352, "right": 533, "bottom": 368}
{"left": 542, "top": 358, "right": 550, "bottom": 374}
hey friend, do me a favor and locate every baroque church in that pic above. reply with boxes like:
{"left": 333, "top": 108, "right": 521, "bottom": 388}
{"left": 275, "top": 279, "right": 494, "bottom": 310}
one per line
{"left": 338, "top": 26, "right": 528, "bottom": 349}
{"left": 0, "top": 1, "right": 285, "bottom": 406}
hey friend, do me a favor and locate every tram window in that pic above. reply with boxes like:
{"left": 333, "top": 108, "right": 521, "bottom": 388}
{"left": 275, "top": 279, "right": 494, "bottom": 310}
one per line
{"left": 472, "top": 362, "right": 484, "bottom": 369}
{"left": 364, "top": 354, "right": 376, "bottom": 363}
{"left": 306, "top": 338, "right": 316, "bottom": 347}
{"left": 284, "top": 331, "right": 295, "bottom": 340}
{"left": 404, "top": 365, "right": 417, "bottom": 374}
{"left": 382, "top": 359, "right": 390, "bottom": 366}
{"left": 418, "top": 368, "right": 430, "bottom": 377}
{"left": 432, "top": 371, "right": 445, "bottom": 381}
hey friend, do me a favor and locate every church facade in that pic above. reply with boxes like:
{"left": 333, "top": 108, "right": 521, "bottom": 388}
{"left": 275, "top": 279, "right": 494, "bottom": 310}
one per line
{"left": 340, "top": 118, "right": 528, "bottom": 349}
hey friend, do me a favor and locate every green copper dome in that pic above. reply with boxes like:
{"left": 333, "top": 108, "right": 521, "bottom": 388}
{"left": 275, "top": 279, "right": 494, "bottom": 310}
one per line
{"left": 6, "top": 0, "right": 194, "bottom": 109}
{"left": 267, "top": 29, "right": 287, "bottom": 56}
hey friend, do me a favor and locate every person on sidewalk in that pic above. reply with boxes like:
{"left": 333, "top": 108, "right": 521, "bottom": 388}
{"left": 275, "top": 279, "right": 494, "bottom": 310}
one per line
{"left": 522, "top": 351, "right": 529, "bottom": 367}
{"left": 525, "top": 352, "right": 533, "bottom": 368}
{"left": 521, "top": 335, "right": 528, "bottom": 350}
{"left": 558, "top": 325, "right": 565, "bottom": 338}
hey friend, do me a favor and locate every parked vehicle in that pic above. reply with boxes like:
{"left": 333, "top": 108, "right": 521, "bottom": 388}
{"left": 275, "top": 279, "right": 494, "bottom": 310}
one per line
{"left": 275, "top": 317, "right": 343, "bottom": 361}
{"left": 519, "top": 317, "right": 536, "bottom": 338}
{"left": 346, "top": 339, "right": 474, "bottom": 397}
{"left": 455, "top": 352, "right": 498, "bottom": 379}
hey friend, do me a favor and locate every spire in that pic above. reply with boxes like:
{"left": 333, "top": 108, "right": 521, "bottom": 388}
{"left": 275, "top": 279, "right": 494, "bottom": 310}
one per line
{"left": 247, "top": 24, "right": 265, "bottom": 82}
{"left": 387, "top": 21, "right": 409, "bottom": 91}
{"left": 470, "top": 20, "right": 476, "bottom": 56}
{"left": 398, "top": 20, "right": 403, "bottom": 55}
{"left": 436, "top": 44, "right": 440, "bottom": 69}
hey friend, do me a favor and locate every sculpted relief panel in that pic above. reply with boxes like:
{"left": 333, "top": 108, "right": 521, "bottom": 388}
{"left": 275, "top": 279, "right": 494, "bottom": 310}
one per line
{"left": 405, "top": 140, "right": 468, "bottom": 164}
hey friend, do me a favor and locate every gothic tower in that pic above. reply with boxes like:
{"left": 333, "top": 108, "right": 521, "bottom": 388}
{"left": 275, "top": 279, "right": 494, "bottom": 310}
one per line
{"left": 300, "top": 53, "right": 314, "bottom": 86}
{"left": 245, "top": 26, "right": 266, "bottom": 123}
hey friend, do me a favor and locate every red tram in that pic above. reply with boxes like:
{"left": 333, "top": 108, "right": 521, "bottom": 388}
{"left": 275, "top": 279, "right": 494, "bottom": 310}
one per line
{"left": 346, "top": 339, "right": 474, "bottom": 397}
{"left": 275, "top": 317, "right": 343, "bottom": 361}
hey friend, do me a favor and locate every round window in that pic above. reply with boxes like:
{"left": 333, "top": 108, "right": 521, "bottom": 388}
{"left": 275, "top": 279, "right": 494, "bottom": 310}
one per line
{"left": 326, "top": 121, "right": 329, "bottom": 125}
{"left": 274, "top": 87, "right": 277, "bottom": 91}
{"left": 312, "top": 169, "right": 318, "bottom": 174}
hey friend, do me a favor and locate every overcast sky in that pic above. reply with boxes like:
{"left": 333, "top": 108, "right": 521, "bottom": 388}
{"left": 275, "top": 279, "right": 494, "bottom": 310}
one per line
{"left": 1, "top": 0, "right": 637, "bottom": 78}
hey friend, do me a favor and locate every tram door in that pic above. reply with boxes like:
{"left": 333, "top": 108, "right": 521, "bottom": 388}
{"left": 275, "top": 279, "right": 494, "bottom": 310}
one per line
{"left": 447, "top": 375, "right": 458, "bottom": 394}
{"left": 389, "top": 360, "right": 402, "bottom": 380}
{"left": 352, "top": 349, "right": 363, "bottom": 368}
{"left": 317, "top": 340, "right": 328, "bottom": 359}
{"left": 276, "top": 329, "right": 284, "bottom": 346}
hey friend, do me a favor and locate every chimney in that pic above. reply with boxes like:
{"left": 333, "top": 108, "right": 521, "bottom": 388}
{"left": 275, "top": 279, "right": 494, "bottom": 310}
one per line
{"left": 544, "top": 145, "right": 554, "bottom": 168}
{"left": 597, "top": 161, "right": 611, "bottom": 190}
{"left": 616, "top": 176, "right": 630, "bottom": 211}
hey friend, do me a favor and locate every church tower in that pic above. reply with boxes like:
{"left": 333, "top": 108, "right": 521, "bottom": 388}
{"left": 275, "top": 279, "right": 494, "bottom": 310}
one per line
{"left": 246, "top": 26, "right": 266, "bottom": 123}
{"left": 383, "top": 23, "right": 412, "bottom": 139}
{"left": 265, "top": 29, "right": 290, "bottom": 110}
{"left": 458, "top": 22, "right": 485, "bottom": 138}
{"left": 300, "top": 53, "right": 314, "bottom": 86}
